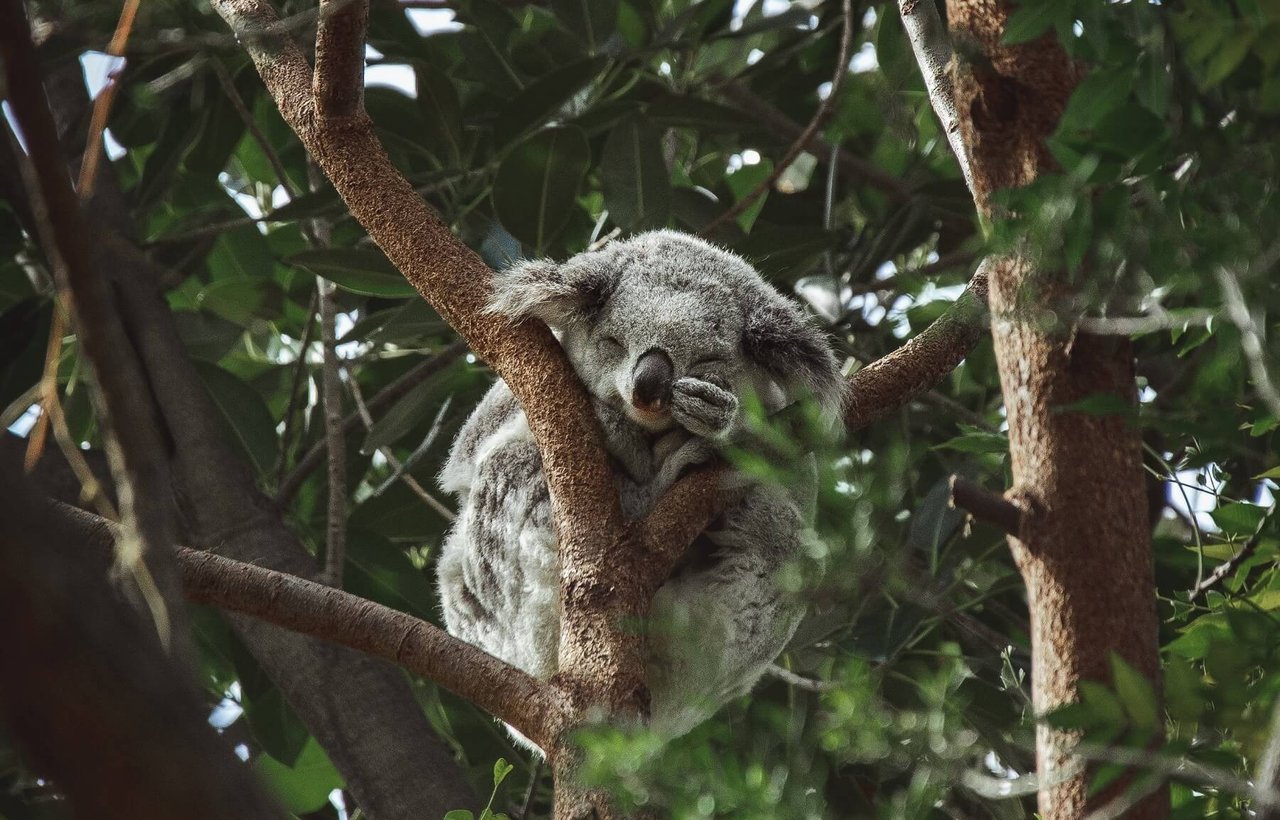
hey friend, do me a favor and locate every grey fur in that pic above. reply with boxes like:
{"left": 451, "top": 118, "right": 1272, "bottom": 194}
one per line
{"left": 437, "top": 231, "right": 843, "bottom": 749}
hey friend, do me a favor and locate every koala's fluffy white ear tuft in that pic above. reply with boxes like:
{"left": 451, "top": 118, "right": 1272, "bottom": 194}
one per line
{"left": 486, "top": 258, "right": 615, "bottom": 328}
{"left": 743, "top": 297, "right": 846, "bottom": 417}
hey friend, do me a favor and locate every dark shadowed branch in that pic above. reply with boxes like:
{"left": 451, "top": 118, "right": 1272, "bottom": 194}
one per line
{"left": 0, "top": 4, "right": 187, "bottom": 650}
{"left": 0, "top": 467, "right": 282, "bottom": 820}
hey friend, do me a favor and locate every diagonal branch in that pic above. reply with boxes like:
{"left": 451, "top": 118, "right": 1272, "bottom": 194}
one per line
{"left": 314, "top": 0, "right": 369, "bottom": 118}
{"left": 211, "top": 0, "right": 636, "bottom": 753}
{"left": 54, "top": 501, "right": 562, "bottom": 752}
{"left": 178, "top": 546, "right": 561, "bottom": 749}
{"left": 845, "top": 260, "right": 990, "bottom": 431}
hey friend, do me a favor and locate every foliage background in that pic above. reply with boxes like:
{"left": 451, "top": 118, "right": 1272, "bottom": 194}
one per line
{"left": 3, "top": 0, "right": 1280, "bottom": 817}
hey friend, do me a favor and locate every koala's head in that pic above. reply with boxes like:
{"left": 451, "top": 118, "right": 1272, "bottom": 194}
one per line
{"left": 488, "top": 230, "right": 845, "bottom": 433}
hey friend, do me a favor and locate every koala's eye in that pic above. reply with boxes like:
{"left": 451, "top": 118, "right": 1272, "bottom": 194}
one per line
{"left": 598, "top": 336, "right": 624, "bottom": 355}
{"left": 693, "top": 354, "right": 729, "bottom": 368}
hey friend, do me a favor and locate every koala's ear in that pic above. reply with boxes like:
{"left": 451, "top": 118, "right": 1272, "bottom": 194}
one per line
{"left": 743, "top": 297, "right": 846, "bottom": 416}
{"left": 486, "top": 258, "right": 615, "bottom": 327}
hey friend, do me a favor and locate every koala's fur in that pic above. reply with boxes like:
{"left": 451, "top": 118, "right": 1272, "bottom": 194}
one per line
{"left": 436, "top": 230, "right": 844, "bottom": 748}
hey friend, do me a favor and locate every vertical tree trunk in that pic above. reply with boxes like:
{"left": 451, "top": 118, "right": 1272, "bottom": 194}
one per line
{"left": 944, "top": 1, "right": 1167, "bottom": 817}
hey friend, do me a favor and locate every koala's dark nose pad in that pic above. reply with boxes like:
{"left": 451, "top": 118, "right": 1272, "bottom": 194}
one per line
{"left": 631, "top": 349, "right": 674, "bottom": 411}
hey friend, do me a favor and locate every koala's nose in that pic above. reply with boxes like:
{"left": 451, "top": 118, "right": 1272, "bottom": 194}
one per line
{"left": 631, "top": 349, "right": 673, "bottom": 411}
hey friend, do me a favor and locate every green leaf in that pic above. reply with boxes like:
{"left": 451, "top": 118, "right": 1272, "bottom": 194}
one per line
{"left": 1001, "top": 2, "right": 1060, "bottom": 45}
{"left": 444, "top": 812, "right": 475, "bottom": 820}
{"left": 1060, "top": 68, "right": 1135, "bottom": 131}
{"left": 414, "top": 67, "right": 464, "bottom": 164}
{"left": 1078, "top": 680, "right": 1127, "bottom": 729}
{"left": 344, "top": 530, "right": 440, "bottom": 620}
{"left": 1110, "top": 654, "right": 1158, "bottom": 731}
{"left": 600, "top": 113, "right": 672, "bottom": 232}
{"left": 932, "top": 428, "right": 1010, "bottom": 455}
{"left": 287, "top": 249, "right": 419, "bottom": 298}
{"left": 1163, "top": 655, "right": 1203, "bottom": 724}
{"left": 551, "top": 0, "right": 619, "bottom": 52}
{"left": 1204, "top": 26, "right": 1255, "bottom": 87}
{"left": 493, "top": 757, "right": 515, "bottom": 787}
{"left": 254, "top": 737, "right": 345, "bottom": 813}
{"left": 192, "top": 360, "right": 278, "bottom": 476}
{"left": 197, "top": 277, "right": 285, "bottom": 327}
{"left": 493, "top": 125, "right": 591, "bottom": 250}
{"left": 725, "top": 159, "right": 773, "bottom": 233}
{"left": 495, "top": 58, "right": 606, "bottom": 147}
{"left": 361, "top": 359, "right": 464, "bottom": 453}
{"left": 1210, "top": 502, "right": 1266, "bottom": 537}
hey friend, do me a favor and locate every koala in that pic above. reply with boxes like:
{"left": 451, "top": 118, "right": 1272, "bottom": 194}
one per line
{"left": 436, "top": 230, "right": 845, "bottom": 748}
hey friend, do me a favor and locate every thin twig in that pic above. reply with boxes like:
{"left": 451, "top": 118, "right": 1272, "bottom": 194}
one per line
{"left": 1217, "top": 267, "right": 1280, "bottom": 418}
{"left": 275, "top": 291, "right": 319, "bottom": 488}
{"left": 77, "top": 0, "right": 140, "bottom": 199}
{"left": 717, "top": 82, "right": 914, "bottom": 205}
{"left": 212, "top": 58, "right": 300, "bottom": 199}
{"left": 765, "top": 664, "right": 838, "bottom": 693}
{"left": 308, "top": 156, "right": 347, "bottom": 588}
{"left": 347, "top": 368, "right": 455, "bottom": 522}
{"left": 1077, "top": 309, "right": 1216, "bottom": 336}
{"left": 1188, "top": 530, "right": 1266, "bottom": 603}
{"left": 701, "top": 0, "right": 855, "bottom": 237}
{"left": 319, "top": 276, "right": 347, "bottom": 587}
{"left": 24, "top": 0, "right": 139, "bottom": 478}
{"left": 276, "top": 341, "right": 467, "bottom": 506}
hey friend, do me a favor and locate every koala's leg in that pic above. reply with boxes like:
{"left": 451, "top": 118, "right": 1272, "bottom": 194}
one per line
{"left": 644, "top": 482, "right": 815, "bottom": 739}
{"left": 437, "top": 438, "right": 560, "bottom": 683}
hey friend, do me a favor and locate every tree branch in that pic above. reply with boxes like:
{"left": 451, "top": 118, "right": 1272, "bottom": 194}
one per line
{"left": 0, "top": 467, "right": 282, "bottom": 820}
{"left": 845, "top": 260, "right": 990, "bottom": 431}
{"left": 949, "top": 475, "right": 1023, "bottom": 536}
{"left": 897, "top": 0, "right": 975, "bottom": 195}
{"left": 314, "top": 0, "right": 368, "bottom": 119}
{"left": 211, "top": 0, "right": 636, "bottom": 746}
{"left": 51, "top": 499, "right": 561, "bottom": 752}
{"left": 178, "top": 546, "right": 562, "bottom": 748}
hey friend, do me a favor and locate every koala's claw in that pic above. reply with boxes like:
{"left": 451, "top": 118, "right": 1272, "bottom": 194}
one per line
{"left": 671, "top": 376, "right": 738, "bottom": 439}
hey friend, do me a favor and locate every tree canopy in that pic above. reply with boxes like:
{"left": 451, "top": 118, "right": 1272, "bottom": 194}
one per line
{"left": 2, "top": 0, "right": 1280, "bottom": 818}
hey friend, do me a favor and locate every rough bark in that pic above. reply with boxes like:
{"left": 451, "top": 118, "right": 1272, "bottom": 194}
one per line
{"left": 0, "top": 463, "right": 282, "bottom": 820}
{"left": 944, "top": 1, "right": 1166, "bottom": 816}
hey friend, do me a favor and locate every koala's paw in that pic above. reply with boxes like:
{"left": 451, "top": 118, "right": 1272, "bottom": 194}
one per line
{"left": 671, "top": 376, "right": 738, "bottom": 439}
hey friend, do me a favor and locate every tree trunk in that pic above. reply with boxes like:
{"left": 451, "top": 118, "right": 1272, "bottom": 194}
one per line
{"left": 944, "top": 1, "right": 1168, "bottom": 816}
